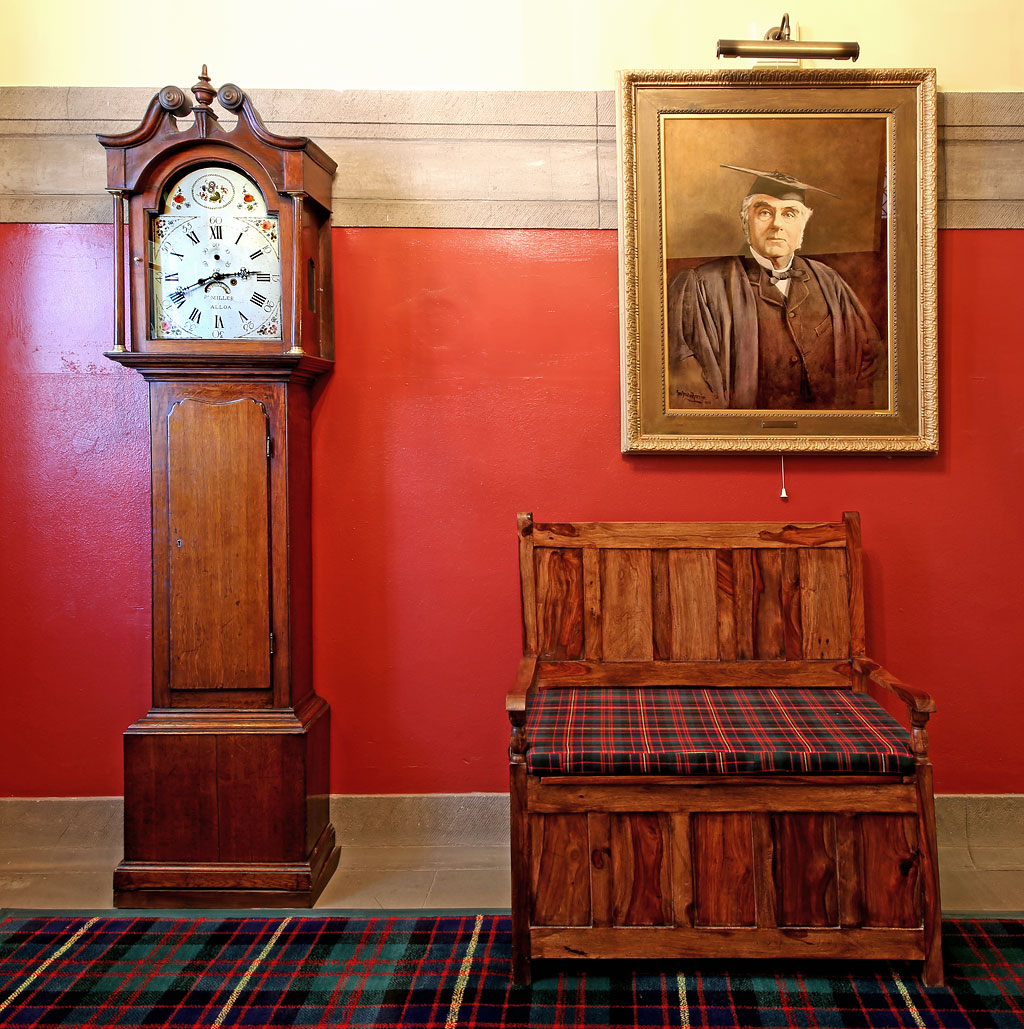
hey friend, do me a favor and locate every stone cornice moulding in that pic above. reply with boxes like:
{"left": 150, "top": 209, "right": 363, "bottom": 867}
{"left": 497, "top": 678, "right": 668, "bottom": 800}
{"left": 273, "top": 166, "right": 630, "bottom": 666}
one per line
{"left": 0, "top": 86, "right": 1019, "bottom": 229}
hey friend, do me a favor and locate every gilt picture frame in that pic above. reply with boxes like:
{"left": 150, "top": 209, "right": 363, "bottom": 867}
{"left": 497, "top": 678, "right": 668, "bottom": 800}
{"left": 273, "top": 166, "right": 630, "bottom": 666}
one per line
{"left": 617, "top": 68, "right": 937, "bottom": 453}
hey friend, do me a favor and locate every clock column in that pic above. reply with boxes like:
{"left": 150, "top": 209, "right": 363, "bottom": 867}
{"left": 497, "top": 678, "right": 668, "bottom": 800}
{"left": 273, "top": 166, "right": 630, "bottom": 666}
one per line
{"left": 99, "top": 70, "right": 339, "bottom": 907}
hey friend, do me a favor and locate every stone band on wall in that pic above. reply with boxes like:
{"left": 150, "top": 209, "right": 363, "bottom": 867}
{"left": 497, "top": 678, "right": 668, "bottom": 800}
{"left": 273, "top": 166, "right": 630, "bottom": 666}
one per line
{"left": 939, "top": 93, "right": 1024, "bottom": 228}
{"left": 0, "top": 87, "right": 1020, "bottom": 229}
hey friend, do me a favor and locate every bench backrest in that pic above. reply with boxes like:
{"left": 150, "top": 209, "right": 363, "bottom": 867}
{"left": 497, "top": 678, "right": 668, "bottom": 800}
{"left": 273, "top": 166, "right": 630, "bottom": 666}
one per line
{"left": 518, "top": 513, "right": 865, "bottom": 663}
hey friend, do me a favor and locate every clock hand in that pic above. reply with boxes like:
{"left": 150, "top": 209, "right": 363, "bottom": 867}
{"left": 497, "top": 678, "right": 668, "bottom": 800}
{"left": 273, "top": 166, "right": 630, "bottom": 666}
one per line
{"left": 168, "top": 268, "right": 263, "bottom": 308}
{"left": 208, "top": 269, "right": 254, "bottom": 279}
{"left": 169, "top": 269, "right": 248, "bottom": 304}
{"left": 167, "top": 278, "right": 206, "bottom": 306}
{"left": 201, "top": 270, "right": 255, "bottom": 293}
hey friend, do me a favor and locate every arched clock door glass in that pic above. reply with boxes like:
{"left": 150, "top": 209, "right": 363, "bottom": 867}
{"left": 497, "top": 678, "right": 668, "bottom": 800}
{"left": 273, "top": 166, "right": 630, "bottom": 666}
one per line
{"left": 149, "top": 166, "right": 283, "bottom": 341}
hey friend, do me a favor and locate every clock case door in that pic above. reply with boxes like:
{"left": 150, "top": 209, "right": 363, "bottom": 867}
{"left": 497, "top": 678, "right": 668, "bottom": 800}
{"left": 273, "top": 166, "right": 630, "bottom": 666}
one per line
{"left": 100, "top": 75, "right": 339, "bottom": 907}
{"left": 140, "top": 370, "right": 318, "bottom": 714}
{"left": 165, "top": 393, "right": 273, "bottom": 696}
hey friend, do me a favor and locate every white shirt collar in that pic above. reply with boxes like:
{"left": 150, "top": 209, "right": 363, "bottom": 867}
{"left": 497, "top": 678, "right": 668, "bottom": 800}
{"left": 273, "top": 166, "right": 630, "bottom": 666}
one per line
{"left": 749, "top": 247, "right": 795, "bottom": 295}
{"left": 748, "top": 247, "right": 794, "bottom": 276}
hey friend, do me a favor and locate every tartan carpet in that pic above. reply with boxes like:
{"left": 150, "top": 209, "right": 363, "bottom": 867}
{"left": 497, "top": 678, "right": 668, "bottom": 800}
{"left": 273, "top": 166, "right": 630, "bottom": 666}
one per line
{"left": 0, "top": 914, "right": 1021, "bottom": 1028}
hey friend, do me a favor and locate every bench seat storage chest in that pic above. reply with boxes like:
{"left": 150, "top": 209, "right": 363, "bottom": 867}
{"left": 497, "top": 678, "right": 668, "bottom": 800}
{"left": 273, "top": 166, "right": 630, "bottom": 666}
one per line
{"left": 506, "top": 513, "right": 942, "bottom": 986}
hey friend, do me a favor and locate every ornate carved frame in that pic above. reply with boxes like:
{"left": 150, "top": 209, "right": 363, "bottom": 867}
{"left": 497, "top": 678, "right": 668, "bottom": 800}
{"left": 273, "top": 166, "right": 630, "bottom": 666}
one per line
{"left": 617, "top": 68, "right": 937, "bottom": 454}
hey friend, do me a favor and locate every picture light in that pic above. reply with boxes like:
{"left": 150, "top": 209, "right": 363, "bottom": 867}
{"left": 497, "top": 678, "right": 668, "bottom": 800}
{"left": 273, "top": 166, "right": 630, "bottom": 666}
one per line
{"left": 717, "top": 13, "right": 860, "bottom": 61}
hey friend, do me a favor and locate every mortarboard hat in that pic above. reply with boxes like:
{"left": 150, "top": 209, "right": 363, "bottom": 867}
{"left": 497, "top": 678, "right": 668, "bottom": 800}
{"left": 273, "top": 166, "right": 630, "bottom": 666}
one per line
{"left": 720, "top": 164, "right": 840, "bottom": 202}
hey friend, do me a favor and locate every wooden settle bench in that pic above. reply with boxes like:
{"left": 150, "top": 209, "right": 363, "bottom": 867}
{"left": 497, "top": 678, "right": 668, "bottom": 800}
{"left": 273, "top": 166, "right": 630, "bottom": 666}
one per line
{"left": 506, "top": 513, "right": 942, "bottom": 986}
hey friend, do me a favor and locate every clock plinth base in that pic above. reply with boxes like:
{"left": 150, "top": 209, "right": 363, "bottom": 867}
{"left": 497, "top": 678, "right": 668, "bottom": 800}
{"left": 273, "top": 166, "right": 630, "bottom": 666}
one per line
{"left": 113, "top": 825, "right": 340, "bottom": 909}
{"left": 115, "top": 701, "right": 337, "bottom": 909}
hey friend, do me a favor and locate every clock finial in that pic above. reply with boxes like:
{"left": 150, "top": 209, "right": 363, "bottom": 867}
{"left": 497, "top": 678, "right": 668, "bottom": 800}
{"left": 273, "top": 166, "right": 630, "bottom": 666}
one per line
{"left": 191, "top": 65, "right": 216, "bottom": 108}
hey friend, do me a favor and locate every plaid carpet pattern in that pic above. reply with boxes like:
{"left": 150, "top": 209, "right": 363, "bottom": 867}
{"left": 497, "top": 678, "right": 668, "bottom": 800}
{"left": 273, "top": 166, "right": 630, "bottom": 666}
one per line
{"left": 0, "top": 915, "right": 1021, "bottom": 1028}
{"left": 524, "top": 686, "right": 915, "bottom": 775}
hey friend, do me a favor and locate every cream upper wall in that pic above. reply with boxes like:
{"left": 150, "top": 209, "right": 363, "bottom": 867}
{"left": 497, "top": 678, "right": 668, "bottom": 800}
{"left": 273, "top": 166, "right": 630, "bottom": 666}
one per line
{"left": 2, "top": 0, "right": 1021, "bottom": 93}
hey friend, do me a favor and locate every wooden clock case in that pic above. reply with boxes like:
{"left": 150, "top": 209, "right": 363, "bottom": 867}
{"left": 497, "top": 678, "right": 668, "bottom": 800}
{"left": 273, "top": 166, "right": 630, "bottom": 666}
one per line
{"left": 98, "top": 69, "right": 339, "bottom": 907}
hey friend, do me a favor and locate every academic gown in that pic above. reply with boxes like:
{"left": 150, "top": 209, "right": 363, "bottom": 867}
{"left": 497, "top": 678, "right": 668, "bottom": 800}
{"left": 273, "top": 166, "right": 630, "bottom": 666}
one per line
{"left": 667, "top": 255, "right": 885, "bottom": 410}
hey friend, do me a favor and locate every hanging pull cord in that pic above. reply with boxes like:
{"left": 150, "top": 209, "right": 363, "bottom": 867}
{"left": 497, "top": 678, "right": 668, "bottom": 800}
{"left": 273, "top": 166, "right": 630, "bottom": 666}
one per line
{"left": 780, "top": 454, "right": 789, "bottom": 500}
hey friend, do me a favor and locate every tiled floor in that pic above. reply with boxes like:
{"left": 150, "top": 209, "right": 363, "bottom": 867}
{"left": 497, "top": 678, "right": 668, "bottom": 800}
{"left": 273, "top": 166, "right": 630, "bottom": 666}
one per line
{"left": 0, "top": 803, "right": 512, "bottom": 910}
{"left": 0, "top": 849, "right": 512, "bottom": 912}
{"left": 1, "top": 810, "right": 1023, "bottom": 913}
{"left": 0, "top": 796, "right": 507, "bottom": 910}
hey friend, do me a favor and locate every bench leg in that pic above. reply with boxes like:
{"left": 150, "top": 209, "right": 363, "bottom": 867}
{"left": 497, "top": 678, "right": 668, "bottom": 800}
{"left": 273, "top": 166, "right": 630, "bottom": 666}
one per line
{"left": 509, "top": 759, "right": 532, "bottom": 985}
{"left": 917, "top": 760, "right": 944, "bottom": 988}
{"left": 511, "top": 950, "right": 533, "bottom": 986}
{"left": 922, "top": 951, "right": 944, "bottom": 989}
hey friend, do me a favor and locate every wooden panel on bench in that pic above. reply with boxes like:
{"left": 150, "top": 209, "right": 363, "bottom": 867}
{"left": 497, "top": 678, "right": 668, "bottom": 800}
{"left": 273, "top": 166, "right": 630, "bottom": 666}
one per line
{"left": 692, "top": 813, "right": 756, "bottom": 926}
{"left": 527, "top": 805, "right": 923, "bottom": 937}
{"left": 524, "top": 522, "right": 857, "bottom": 663}
{"left": 773, "top": 812, "right": 839, "bottom": 927}
{"left": 531, "top": 926, "right": 926, "bottom": 962}
{"left": 534, "top": 660, "right": 852, "bottom": 688}
{"left": 530, "top": 813, "right": 590, "bottom": 926}
{"left": 530, "top": 522, "right": 849, "bottom": 549}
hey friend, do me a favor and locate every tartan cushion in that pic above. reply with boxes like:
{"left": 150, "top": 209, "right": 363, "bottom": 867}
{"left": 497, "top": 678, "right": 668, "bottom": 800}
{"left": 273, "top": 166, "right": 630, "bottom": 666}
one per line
{"left": 524, "top": 687, "right": 914, "bottom": 776}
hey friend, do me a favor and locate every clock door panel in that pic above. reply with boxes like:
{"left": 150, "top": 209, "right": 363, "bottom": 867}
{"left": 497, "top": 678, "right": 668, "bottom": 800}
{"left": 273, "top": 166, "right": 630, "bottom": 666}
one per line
{"left": 167, "top": 397, "right": 272, "bottom": 692}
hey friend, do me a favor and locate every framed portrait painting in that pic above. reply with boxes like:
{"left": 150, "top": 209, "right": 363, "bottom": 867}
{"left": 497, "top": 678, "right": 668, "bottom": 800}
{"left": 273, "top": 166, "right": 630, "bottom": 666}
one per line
{"left": 617, "top": 68, "right": 937, "bottom": 453}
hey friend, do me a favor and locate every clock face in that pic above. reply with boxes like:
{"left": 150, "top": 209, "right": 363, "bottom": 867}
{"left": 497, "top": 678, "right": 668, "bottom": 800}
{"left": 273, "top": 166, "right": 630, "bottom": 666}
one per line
{"left": 149, "top": 166, "right": 282, "bottom": 340}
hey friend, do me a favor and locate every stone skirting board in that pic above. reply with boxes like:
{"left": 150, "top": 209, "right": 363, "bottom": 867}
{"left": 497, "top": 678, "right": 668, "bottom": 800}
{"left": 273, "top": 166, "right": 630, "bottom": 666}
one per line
{"left": 0, "top": 794, "right": 1022, "bottom": 864}
{"left": 0, "top": 87, "right": 1021, "bottom": 229}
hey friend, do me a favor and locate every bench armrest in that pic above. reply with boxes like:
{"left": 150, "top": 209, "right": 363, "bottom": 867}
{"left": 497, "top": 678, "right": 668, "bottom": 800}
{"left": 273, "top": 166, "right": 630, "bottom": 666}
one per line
{"left": 507, "top": 655, "right": 539, "bottom": 763}
{"left": 850, "top": 657, "right": 936, "bottom": 716}
{"left": 507, "top": 655, "right": 539, "bottom": 719}
{"left": 847, "top": 657, "right": 936, "bottom": 764}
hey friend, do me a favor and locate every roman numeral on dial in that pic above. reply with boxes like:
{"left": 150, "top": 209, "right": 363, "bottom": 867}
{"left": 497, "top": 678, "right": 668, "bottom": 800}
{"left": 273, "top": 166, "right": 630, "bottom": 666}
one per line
{"left": 251, "top": 292, "right": 267, "bottom": 307}
{"left": 188, "top": 308, "right": 202, "bottom": 324}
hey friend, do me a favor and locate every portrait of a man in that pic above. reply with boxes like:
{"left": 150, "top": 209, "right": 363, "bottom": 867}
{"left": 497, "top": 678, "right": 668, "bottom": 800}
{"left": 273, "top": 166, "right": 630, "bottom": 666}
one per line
{"left": 667, "top": 166, "right": 885, "bottom": 410}
{"left": 618, "top": 70, "right": 936, "bottom": 453}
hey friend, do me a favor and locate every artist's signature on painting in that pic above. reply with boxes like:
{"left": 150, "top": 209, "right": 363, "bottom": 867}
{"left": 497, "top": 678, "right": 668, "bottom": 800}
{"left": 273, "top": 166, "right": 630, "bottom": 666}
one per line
{"left": 673, "top": 390, "right": 713, "bottom": 406}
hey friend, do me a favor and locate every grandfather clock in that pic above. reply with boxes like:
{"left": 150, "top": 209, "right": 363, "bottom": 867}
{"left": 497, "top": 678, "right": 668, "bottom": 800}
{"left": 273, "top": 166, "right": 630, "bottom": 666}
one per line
{"left": 99, "top": 68, "right": 339, "bottom": 907}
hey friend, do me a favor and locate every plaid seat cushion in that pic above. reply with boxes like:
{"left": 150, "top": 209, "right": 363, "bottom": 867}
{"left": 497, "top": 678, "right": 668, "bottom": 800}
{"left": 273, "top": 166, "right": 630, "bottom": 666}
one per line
{"left": 524, "top": 687, "right": 914, "bottom": 776}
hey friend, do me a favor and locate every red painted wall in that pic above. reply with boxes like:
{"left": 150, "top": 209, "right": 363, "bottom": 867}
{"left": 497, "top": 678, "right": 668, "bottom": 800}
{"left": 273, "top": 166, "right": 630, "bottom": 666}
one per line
{"left": 1, "top": 223, "right": 1021, "bottom": 796}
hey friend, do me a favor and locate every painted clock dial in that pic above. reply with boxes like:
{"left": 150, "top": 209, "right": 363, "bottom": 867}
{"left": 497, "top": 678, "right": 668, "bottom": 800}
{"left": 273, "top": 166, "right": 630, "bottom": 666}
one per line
{"left": 150, "top": 166, "right": 282, "bottom": 340}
